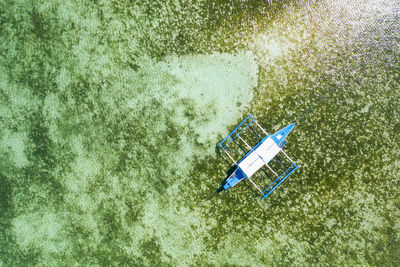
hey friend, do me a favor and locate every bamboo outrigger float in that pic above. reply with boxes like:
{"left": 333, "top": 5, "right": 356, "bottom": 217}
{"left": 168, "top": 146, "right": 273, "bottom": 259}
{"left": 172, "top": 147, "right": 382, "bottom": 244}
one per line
{"left": 217, "top": 114, "right": 299, "bottom": 199}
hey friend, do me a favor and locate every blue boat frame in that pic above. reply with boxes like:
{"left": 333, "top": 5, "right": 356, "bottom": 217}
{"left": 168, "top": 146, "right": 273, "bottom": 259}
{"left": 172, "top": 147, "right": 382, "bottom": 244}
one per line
{"left": 217, "top": 114, "right": 300, "bottom": 199}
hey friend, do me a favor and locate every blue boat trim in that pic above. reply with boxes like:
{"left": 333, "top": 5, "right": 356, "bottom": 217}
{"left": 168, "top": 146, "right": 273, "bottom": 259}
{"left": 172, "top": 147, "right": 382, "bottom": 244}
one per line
{"left": 216, "top": 114, "right": 300, "bottom": 200}
{"left": 223, "top": 167, "right": 246, "bottom": 190}
{"left": 270, "top": 123, "right": 295, "bottom": 146}
{"left": 279, "top": 139, "right": 287, "bottom": 148}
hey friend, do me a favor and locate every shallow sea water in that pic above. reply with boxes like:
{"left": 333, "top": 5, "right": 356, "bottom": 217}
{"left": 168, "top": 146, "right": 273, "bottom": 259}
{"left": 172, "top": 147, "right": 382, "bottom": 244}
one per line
{"left": 1, "top": 0, "right": 399, "bottom": 265}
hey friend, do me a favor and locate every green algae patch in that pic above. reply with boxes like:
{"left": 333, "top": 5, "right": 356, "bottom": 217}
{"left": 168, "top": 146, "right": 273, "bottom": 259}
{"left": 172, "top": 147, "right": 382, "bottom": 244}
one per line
{"left": 159, "top": 51, "right": 258, "bottom": 146}
{"left": 12, "top": 210, "right": 71, "bottom": 254}
{"left": 119, "top": 51, "right": 258, "bottom": 265}
{"left": 1, "top": 0, "right": 400, "bottom": 265}
{"left": 0, "top": 130, "right": 29, "bottom": 168}
{"left": 1, "top": 47, "right": 258, "bottom": 265}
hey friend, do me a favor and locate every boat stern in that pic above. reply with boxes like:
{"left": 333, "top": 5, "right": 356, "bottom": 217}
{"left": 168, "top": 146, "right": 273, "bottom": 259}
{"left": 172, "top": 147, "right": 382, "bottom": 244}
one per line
{"left": 218, "top": 167, "right": 246, "bottom": 191}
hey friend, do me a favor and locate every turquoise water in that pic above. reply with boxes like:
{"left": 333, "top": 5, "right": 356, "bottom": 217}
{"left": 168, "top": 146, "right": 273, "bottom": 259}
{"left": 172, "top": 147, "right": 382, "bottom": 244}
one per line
{"left": 1, "top": 0, "right": 399, "bottom": 265}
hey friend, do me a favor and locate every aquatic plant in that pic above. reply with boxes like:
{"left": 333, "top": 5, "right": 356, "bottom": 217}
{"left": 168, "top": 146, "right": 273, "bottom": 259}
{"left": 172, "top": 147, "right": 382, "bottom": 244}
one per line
{"left": 1, "top": 0, "right": 399, "bottom": 265}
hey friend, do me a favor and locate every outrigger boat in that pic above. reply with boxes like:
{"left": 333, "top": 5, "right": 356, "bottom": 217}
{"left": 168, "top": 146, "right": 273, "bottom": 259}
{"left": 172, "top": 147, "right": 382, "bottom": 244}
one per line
{"left": 217, "top": 114, "right": 299, "bottom": 199}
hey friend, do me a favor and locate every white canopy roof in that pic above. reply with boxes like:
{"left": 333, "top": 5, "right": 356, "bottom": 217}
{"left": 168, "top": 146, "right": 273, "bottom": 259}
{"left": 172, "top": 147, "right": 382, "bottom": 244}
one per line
{"left": 238, "top": 137, "right": 281, "bottom": 177}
